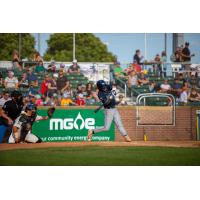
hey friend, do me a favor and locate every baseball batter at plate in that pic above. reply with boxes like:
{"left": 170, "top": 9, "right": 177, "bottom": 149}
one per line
{"left": 87, "top": 80, "right": 131, "bottom": 142}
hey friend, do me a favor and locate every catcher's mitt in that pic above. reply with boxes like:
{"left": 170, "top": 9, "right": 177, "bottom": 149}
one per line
{"left": 47, "top": 107, "right": 55, "bottom": 119}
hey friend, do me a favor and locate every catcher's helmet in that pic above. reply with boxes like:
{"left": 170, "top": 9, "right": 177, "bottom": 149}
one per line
{"left": 96, "top": 80, "right": 107, "bottom": 91}
{"left": 25, "top": 103, "right": 37, "bottom": 111}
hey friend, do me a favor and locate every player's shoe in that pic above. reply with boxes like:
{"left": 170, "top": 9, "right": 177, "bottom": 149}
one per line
{"left": 124, "top": 135, "right": 132, "bottom": 142}
{"left": 87, "top": 130, "right": 94, "bottom": 141}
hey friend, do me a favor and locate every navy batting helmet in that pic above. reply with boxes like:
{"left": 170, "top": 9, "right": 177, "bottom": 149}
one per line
{"left": 25, "top": 103, "right": 37, "bottom": 111}
{"left": 96, "top": 80, "right": 107, "bottom": 91}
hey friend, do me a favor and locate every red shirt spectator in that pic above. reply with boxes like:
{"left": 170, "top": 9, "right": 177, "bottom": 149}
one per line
{"left": 76, "top": 93, "right": 86, "bottom": 106}
{"left": 40, "top": 75, "right": 49, "bottom": 97}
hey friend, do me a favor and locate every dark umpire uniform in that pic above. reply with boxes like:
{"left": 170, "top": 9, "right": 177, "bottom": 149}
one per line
{"left": 87, "top": 80, "right": 131, "bottom": 142}
{"left": 0, "top": 91, "right": 23, "bottom": 142}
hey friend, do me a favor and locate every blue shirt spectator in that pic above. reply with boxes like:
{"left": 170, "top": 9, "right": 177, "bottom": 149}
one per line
{"left": 27, "top": 68, "right": 38, "bottom": 86}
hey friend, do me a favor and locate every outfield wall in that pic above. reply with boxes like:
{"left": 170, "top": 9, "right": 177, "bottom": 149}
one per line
{"left": 116, "top": 106, "right": 198, "bottom": 141}
{"left": 34, "top": 106, "right": 198, "bottom": 142}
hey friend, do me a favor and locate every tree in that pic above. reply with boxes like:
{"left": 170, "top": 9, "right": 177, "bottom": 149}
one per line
{"left": 44, "top": 33, "right": 116, "bottom": 62}
{"left": 0, "top": 33, "right": 35, "bottom": 60}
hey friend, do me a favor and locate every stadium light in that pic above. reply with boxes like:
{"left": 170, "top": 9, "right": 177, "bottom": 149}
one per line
{"left": 73, "top": 33, "right": 76, "bottom": 60}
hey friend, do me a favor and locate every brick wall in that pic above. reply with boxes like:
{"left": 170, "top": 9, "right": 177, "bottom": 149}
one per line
{"left": 115, "top": 106, "right": 199, "bottom": 141}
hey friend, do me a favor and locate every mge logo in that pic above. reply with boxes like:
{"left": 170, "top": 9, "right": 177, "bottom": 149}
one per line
{"left": 50, "top": 112, "right": 95, "bottom": 130}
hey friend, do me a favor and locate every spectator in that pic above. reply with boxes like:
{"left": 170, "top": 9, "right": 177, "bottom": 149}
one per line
{"left": 154, "top": 54, "right": 162, "bottom": 77}
{"left": 132, "top": 60, "right": 142, "bottom": 73}
{"left": 138, "top": 71, "right": 149, "bottom": 85}
{"left": 28, "top": 81, "right": 38, "bottom": 97}
{"left": 12, "top": 50, "right": 22, "bottom": 70}
{"left": 160, "top": 79, "right": 171, "bottom": 93}
{"left": 60, "top": 63, "right": 66, "bottom": 72}
{"left": 189, "top": 72, "right": 197, "bottom": 88}
{"left": 85, "top": 83, "right": 97, "bottom": 104}
{"left": 35, "top": 61, "right": 45, "bottom": 73}
{"left": 27, "top": 68, "right": 38, "bottom": 86}
{"left": 124, "top": 63, "right": 134, "bottom": 75}
{"left": 188, "top": 88, "right": 200, "bottom": 102}
{"left": 177, "top": 87, "right": 188, "bottom": 105}
{"left": 46, "top": 95, "right": 60, "bottom": 106}
{"left": 116, "top": 95, "right": 127, "bottom": 106}
{"left": 47, "top": 61, "right": 56, "bottom": 73}
{"left": 178, "top": 73, "right": 186, "bottom": 83}
{"left": 171, "top": 78, "right": 182, "bottom": 97}
{"left": 18, "top": 73, "right": 29, "bottom": 88}
{"left": 81, "top": 85, "right": 87, "bottom": 97}
{"left": 75, "top": 84, "right": 83, "bottom": 96}
{"left": 76, "top": 93, "right": 86, "bottom": 106}
{"left": 133, "top": 49, "right": 143, "bottom": 65}
{"left": 149, "top": 81, "right": 157, "bottom": 93}
{"left": 128, "top": 70, "right": 138, "bottom": 88}
{"left": 113, "top": 62, "right": 125, "bottom": 78}
{"left": 56, "top": 69, "right": 69, "bottom": 95}
{"left": 47, "top": 74, "right": 57, "bottom": 98}
{"left": 0, "top": 72, "right": 3, "bottom": 86}
{"left": 181, "top": 42, "right": 195, "bottom": 62}
{"left": 35, "top": 94, "right": 43, "bottom": 106}
{"left": 34, "top": 52, "right": 43, "bottom": 64}
{"left": 62, "top": 84, "right": 73, "bottom": 99}
{"left": 61, "top": 93, "right": 76, "bottom": 106}
{"left": 0, "top": 91, "right": 10, "bottom": 107}
{"left": 68, "top": 59, "right": 80, "bottom": 74}
{"left": 173, "top": 47, "right": 182, "bottom": 62}
{"left": 4, "top": 71, "right": 18, "bottom": 89}
{"left": 40, "top": 74, "right": 50, "bottom": 98}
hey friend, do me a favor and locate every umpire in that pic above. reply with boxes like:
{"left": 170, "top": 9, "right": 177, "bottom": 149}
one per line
{"left": 0, "top": 90, "right": 23, "bottom": 142}
{"left": 87, "top": 80, "right": 131, "bottom": 142}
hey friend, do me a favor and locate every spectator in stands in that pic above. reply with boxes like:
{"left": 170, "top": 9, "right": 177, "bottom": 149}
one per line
{"left": 62, "top": 84, "right": 73, "bottom": 99}
{"left": 0, "top": 72, "right": 3, "bottom": 86}
{"left": 189, "top": 72, "right": 197, "bottom": 88}
{"left": 154, "top": 54, "right": 162, "bottom": 77}
{"left": 76, "top": 93, "right": 86, "bottom": 106}
{"left": 181, "top": 42, "right": 195, "bottom": 63}
{"left": 116, "top": 95, "right": 127, "bottom": 106}
{"left": 149, "top": 81, "right": 157, "bottom": 93}
{"left": 68, "top": 59, "right": 80, "bottom": 74}
{"left": 18, "top": 73, "right": 29, "bottom": 88}
{"left": 56, "top": 69, "right": 69, "bottom": 95}
{"left": 40, "top": 74, "right": 49, "bottom": 98}
{"left": 85, "top": 83, "right": 97, "bottom": 104}
{"left": 178, "top": 73, "right": 186, "bottom": 83}
{"left": 132, "top": 60, "right": 142, "bottom": 73}
{"left": 27, "top": 68, "right": 38, "bottom": 87}
{"left": 35, "top": 94, "right": 43, "bottom": 106}
{"left": 124, "top": 63, "right": 134, "bottom": 75}
{"left": 128, "top": 70, "right": 138, "bottom": 88}
{"left": 138, "top": 71, "right": 149, "bottom": 85}
{"left": 160, "top": 79, "right": 171, "bottom": 93}
{"left": 12, "top": 50, "right": 22, "bottom": 70}
{"left": 133, "top": 49, "right": 143, "bottom": 65}
{"left": 0, "top": 91, "right": 10, "bottom": 107}
{"left": 188, "top": 88, "right": 200, "bottom": 102}
{"left": 60, "top": 63, "right": 66, "bottom": 71}
{"left": 45, "top": 95, "right": 60, "bottom": 106}
{"left": 173, "top": 47, "right": 182, "bottom": 62}
{"left": 177, "top": 87, "right": 188, "bottom": 105}
{"left": 47, "top": 74, "right": 57, "bottom": 99}
{"left": 171, "top": 78, "right": 182, "bottom": 97}
{"left": 75, "top": 84, "right": 83, "bottom": 96}
{"left": 113, "top": 62, "right": 125, "bottom": 78}
{"left": 35, "top": 61, "right": 45, "bottom": 73}
{"left": 182, "top": 81, "right": 190, "bottom": 92}
{"left": 33, "top": 52, "right": 43, "bottom": 63}
{"left": 47, "top": 61, "right": 56, "bottom": 73}
{"left": 61, "top": 93, "right": 76, "bottom": 106}
{"left": 4, "top": 71, "right": 18, "bottom": 89}
{"left": 28, "top": 81, "right": 38, "bottom": 97}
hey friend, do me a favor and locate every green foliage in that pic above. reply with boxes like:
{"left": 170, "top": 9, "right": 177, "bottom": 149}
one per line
{"left": 0, "top": 33, "right": 35, "bottom": 60}
{"left": 44, "top": 33, "right": 116, "bottom": 62}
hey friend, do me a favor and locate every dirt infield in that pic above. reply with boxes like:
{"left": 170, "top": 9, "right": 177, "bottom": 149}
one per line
{"left": 0, "top": 141, "right": 200, "bottom": 151}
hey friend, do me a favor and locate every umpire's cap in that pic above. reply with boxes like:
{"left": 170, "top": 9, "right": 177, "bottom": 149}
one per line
{"left": 11, "top": 90, "right": 22, "bottom": 98}
{"left": 96, "top": 80, "right": 107, "bottom": 91}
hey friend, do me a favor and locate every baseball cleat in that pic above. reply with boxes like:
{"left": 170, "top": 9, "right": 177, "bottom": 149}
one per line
{"left": 87, "top": 130, "right": 94, "bottom": 141}
{"left": 124, "top": 135, "right": 132, "bottom": 142}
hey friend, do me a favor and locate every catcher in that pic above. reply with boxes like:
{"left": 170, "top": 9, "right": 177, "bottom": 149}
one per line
{"left": 87, "top": 80, "right": 131, "bottom": 142}
{"left": 8, "top": 104, "right": 55, "bottom": 143}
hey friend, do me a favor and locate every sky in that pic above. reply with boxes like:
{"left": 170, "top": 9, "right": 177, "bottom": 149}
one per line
{"left": 32, "top": 33, "right": 200, "bottom": 64}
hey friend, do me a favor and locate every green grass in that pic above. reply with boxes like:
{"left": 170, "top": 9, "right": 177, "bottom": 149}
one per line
{"left": 0, "top": 146, "right": 200, "bottom": 166}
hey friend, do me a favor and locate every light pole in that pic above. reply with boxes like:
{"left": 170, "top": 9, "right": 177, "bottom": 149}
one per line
{"left": 144, "top": 33, "right": 147, "bottom": 60}
{"left": 73, "top": 33, "right": 76, "bottom": 60}
{"left": 19, "top": 33, "right": 22, "bottom": 57}
{"left": 38, "top": 33, "right": 41, "bottom": 54}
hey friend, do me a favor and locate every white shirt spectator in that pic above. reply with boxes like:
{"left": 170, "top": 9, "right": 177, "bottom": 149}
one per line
{"left": 4, "top": 76, "right": 18, "bottom": 88}
{"left": 160, "top": 83, "right": 171, "bottom": 91}
{"left": 178, "top": 91, "right": 188, "bottom": 103}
